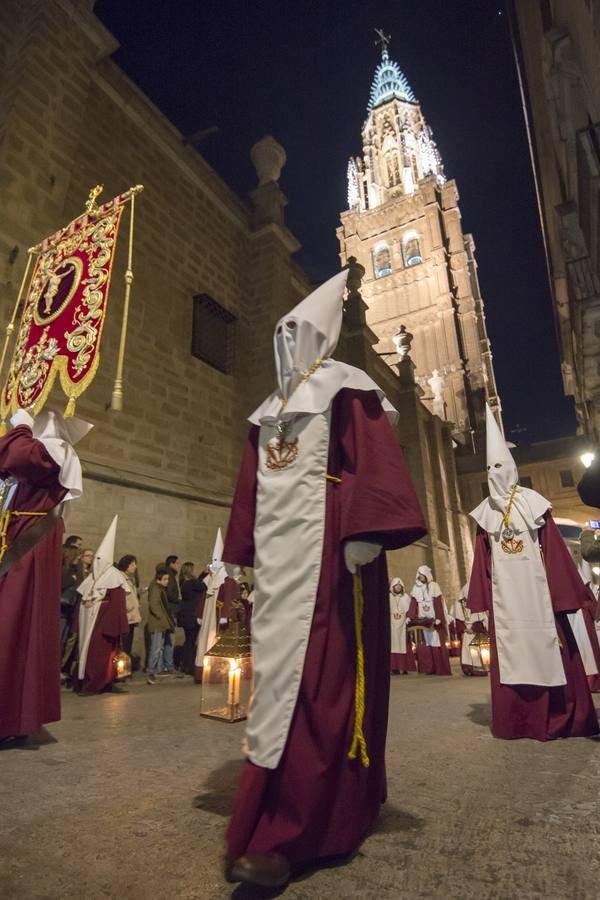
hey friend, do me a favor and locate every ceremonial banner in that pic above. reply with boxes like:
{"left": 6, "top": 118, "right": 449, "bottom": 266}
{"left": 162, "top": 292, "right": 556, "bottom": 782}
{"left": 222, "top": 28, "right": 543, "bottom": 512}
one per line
{"left": 0, "top": 186, "right": 142, "bottom": 422}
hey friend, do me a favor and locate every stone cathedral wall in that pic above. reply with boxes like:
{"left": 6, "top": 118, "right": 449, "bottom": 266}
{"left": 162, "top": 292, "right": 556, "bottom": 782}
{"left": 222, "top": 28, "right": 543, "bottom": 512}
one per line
{"left": 0, "top": 0, "right": 308, "bottom": 578}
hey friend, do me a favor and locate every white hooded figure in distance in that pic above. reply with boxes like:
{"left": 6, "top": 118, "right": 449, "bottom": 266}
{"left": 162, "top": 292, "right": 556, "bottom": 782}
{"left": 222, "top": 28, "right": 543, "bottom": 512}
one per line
{"left": 407, "top": 564, "right": 452, "bottom": 676}
{"left": 389, "top": 577, "right": 415, "bottom": 674}
{"left": 195, "top": 528, "right": 226, "bottom": 672}
{"left": 467, "top": 405, "right": 598, "bottom": 741}
{"left": 221, "top": 270, "right": 427, "bottom": 888}
{"left": 76, "top": 515, "right": 129, "bottom": 695}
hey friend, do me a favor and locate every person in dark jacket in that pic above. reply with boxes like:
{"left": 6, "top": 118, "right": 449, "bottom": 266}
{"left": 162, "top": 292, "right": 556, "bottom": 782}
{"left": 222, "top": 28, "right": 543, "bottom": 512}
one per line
{"left": 146, "top": 565, "right": 175, "bottom": 685}
{"left": 163, "top": 555, "right": 181, "bottom": 672}
{"left": 60, "top": 545, "right": 82, "bottom": 654}
{"left": 178, "top": 562, "right": 207, "bottom": 675}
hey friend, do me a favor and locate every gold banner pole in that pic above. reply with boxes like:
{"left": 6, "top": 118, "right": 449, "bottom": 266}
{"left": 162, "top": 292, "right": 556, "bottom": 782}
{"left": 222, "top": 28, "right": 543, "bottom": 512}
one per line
{"left": 110, "top": 186, "right": 142, "bottom": 412}
{"left": 0, "top": 251, "right": 34, "bottom": 384}
{"left": 0, "top": 251, "right": 35, "bottom": 435}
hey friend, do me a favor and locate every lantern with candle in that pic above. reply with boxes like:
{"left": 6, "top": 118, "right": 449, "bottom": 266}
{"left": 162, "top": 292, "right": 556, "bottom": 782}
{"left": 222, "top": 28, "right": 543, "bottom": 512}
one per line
{"left": 112, "top": 649, "right": 132, "bottom": 681}
{"left": 468, "top": 631, "right": 491, "bottom": 675}
{"left": 200, "top": 621, "right": 252, "bottom": 722}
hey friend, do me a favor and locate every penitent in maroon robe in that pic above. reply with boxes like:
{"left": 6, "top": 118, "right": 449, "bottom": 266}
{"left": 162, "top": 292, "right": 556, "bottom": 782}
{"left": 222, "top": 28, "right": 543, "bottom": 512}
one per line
{"left": 407, "top": 594, "right": 452, "bottom": 676}
{"left": 468, "top": 515, "right": 599, "bottom": 740}
{"left": 0, "top": 425, "right": 66, "bottom": 738}
{"left": 391, "top": 642, "right": 416, "bottom": 675}
{"left": 75, "top": 587, "right": 128, "bottom": 694}
{"left": 222, "top": 389, "right": 427, "bottom": 868}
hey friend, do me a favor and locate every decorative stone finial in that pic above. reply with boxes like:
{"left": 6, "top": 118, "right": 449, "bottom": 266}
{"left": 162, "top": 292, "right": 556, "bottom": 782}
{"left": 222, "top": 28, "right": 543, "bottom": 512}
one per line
{"left": 250, "top": 136, "right": 287, "bottom": 186}
{"left": 392, "top": 324, "right": 413, "bottom": 360}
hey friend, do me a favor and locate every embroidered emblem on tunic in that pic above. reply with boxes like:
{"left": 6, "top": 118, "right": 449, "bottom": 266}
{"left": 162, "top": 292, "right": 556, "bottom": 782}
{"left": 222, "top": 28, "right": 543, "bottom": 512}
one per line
{"left": 266, "top": 436, "right": 299, "bottom": 470}
{"left": 500, "top": 527, "right": 524, "bottom": 555}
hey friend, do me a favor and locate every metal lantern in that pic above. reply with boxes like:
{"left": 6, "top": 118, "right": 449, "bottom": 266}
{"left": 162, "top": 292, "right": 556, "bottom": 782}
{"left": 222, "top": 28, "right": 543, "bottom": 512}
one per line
{"left": 112, "top": 650, "right": 132, "bottom": 681}
{"left": 200, "top": 622, "right": 253, "bottom": 723}
{"left": 468, "top": 631, "right": 491, "bottom": 675}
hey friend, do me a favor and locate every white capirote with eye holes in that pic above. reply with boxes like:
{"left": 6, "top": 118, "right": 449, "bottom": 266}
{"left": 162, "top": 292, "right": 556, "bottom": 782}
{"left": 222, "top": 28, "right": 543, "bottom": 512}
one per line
{"left": 250, "top": 270, "right": 398, "bottom": 426}
{"left": 470, "top": 404, "right": 550, "bottom": 535}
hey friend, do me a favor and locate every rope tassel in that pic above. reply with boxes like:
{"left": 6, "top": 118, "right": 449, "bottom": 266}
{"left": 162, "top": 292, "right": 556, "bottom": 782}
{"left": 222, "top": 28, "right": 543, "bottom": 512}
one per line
{"left": 348, "top": 569, "right": 370, "bottom": 768}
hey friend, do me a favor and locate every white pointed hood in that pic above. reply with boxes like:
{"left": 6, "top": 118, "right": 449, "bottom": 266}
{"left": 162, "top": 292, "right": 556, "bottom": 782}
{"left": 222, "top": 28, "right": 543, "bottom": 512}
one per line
{"left": 208, "top": 527, "right": 224, "bottom": 574}
{"left": 78, "top": 515, "right": 128, "bottom": 604}
{"left": 250, "top": 270, "right": 398, "bottom": 425}
{"left": 31, "top": 409, "right": 92, "bottom": 500}
{"left": 77, "top": 515, "right": 128, "bottom": 680}
{"left": 470, "top": 404, "right": 550, "bottom": 534}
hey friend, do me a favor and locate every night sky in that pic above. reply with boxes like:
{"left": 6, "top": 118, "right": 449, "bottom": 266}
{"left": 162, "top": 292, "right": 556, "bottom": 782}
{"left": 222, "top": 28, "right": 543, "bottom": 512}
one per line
{"left": 95, "top": 0, "right": 577, "bottom": 443}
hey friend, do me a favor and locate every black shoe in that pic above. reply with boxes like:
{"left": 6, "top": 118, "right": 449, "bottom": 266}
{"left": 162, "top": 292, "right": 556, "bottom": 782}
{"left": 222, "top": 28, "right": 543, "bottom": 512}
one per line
{"left": 224, "top": 852, "right": 290, "bottom": 888}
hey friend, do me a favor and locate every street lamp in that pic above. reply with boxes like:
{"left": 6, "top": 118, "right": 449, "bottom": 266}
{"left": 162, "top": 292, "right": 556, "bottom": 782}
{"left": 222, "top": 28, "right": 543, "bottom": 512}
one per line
{"left": 581, "top": 451, "right": 595, "bottom": 469}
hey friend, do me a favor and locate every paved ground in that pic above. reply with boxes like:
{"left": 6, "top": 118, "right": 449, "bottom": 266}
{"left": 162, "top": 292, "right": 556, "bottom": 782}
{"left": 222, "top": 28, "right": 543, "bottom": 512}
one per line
{"left": 2, "top": 661, "right": 600, "bottom": 899}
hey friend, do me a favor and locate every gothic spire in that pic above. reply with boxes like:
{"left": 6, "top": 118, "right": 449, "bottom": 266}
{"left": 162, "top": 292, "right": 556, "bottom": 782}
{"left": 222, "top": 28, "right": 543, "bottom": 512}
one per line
{"left": 368, "top": 30, "right": 416, "bottom": 111}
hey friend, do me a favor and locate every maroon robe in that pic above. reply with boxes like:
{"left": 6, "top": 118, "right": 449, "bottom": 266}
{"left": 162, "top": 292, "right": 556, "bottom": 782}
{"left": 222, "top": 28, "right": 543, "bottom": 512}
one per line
{"left": 447, "top": 618, "right": 461, "bottom": 657}
{"left": 407, "top": 595, "right": 452, "bottom": 676}
{"left": 0, "top": 425, "right": 66, "bottom": 738}
{"left": 223, "top": 389, "right": 427, "bottom": 868}
{"left": 217, "top": 576, "right": 240, "bottom": 622}
{"left": 76, "top": 587, "right": 128, "bottom": 694}
{"left": 391, "top": 641, "right": 416, "bottom": 674}
{"left": 468, "top": 515, "right": 599, "bottom": 740}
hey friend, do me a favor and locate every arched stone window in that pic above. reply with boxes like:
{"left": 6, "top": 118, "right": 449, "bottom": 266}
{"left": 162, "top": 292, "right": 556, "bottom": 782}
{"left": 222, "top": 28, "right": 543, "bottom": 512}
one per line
{"left": 372, "top": 241, "right": 392, "bottom": 278}
{"left": 402, "top": 232, "right": 422, "bottom": 267}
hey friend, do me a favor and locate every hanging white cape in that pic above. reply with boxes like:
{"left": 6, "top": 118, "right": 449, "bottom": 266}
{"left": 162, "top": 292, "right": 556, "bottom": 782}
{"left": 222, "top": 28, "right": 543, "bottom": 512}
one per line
{"left": 249, "top": 359, "right": 398, "bottom": 426}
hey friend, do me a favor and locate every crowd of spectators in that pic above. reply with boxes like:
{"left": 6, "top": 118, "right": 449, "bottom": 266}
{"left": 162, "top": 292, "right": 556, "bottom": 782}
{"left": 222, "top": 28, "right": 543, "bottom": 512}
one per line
{"left": 59, "top": 537, "right": 213, "bottom": 692}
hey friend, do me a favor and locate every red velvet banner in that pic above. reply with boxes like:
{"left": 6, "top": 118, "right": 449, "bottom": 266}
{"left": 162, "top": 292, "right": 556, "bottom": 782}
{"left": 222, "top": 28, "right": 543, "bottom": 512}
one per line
{"left": 1, "top": 195, "right": 127, "bottom": 418}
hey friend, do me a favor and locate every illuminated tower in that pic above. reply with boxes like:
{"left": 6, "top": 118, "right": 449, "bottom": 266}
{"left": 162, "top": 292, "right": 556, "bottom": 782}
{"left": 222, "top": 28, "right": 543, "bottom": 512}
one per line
{"left": 337, "top": 34, "right": 501, "bottom": 446}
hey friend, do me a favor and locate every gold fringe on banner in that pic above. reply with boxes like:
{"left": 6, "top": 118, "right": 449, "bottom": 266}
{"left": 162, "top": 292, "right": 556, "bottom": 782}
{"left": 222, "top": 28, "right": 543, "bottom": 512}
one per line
{"left": 64, "top": 396, "right": 76, "bottom": 418}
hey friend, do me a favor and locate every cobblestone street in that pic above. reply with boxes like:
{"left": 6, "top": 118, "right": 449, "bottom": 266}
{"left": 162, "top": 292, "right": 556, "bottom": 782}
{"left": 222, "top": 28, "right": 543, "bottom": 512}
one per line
{"left": 2, "top": 662, "right": 600, "bottom": 900}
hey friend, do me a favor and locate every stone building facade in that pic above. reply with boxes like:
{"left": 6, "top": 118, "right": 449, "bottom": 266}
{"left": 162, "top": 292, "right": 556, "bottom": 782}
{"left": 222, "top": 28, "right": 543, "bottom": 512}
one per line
{"left": 0, "top": 0, "right": 312, "bottom": 575}
{"left": 0, "top": 1, "right": 473, "bottom": 598}
{"left": 508, "top": 0, "right": 600, "bottom": 442}
{"left": 338, "top": 41, "right": 501, "bottom": 448}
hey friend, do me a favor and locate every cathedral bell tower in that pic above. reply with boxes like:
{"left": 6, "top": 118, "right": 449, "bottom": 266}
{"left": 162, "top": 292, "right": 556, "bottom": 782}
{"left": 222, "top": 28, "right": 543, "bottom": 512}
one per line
{"left": 337, "top": 33, "right": 501, "bottom": 448}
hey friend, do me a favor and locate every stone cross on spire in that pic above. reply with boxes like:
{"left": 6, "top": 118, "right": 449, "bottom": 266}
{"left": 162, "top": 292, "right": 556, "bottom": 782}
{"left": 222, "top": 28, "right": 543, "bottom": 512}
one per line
{"left": 374, "top": 28, "right": 391, "bottom": 61}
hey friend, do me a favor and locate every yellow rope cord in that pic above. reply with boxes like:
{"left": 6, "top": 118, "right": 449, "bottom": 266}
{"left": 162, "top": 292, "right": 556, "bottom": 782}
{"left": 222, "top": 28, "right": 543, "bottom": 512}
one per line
{"left": 348, "top": 570, "right": 370, "bottom": 768}
{"left": 325, "top": 474, "right": 342, "bottom": 483}
{"left": 501, "top": 484, "right": 519, "bottom": 530}
{"left": 0, "top": 510, "right": 48, "bottom": 562}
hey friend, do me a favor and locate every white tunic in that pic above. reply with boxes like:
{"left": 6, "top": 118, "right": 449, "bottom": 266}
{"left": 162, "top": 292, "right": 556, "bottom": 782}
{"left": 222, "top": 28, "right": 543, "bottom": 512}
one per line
{"left": 390, "top": 592, "right": 410, "bottom": 654}
{"left": 567, "top": 609, "right": 598, "bottom": 677}
{"left": 247, "top": 410, "right": 330, "bottom": 769}
{"left": 490, "top": 518, "right": 566, "bottom": 686}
